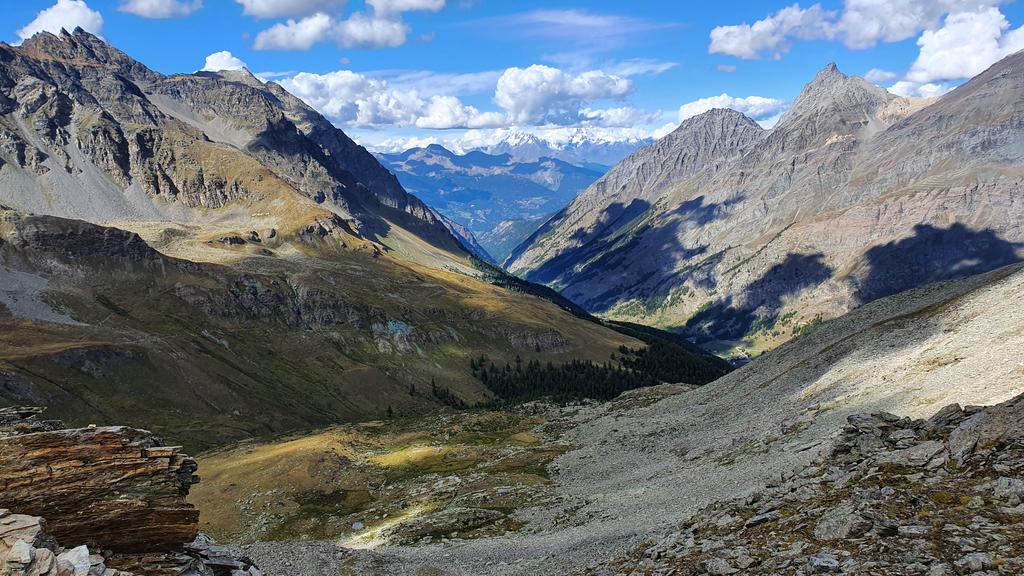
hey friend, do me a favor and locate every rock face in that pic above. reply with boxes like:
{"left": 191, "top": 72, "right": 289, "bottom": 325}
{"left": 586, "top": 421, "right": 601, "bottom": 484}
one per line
{"left": 507, "top": 57, "right": 1024, "bottom": 350}
{"left": 0, "top": 408, "right": 263, "bottom": 576}
{"left": 592, "top": 398, "right": 1024, "bottom": 575}
{"left": 0, "top": 409, "right": 198, "bottom": 553}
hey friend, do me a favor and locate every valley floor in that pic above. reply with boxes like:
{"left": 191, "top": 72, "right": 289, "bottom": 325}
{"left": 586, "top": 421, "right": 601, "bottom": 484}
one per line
{"left": 195, "top": 264, "right": 1024, "bottom": 575}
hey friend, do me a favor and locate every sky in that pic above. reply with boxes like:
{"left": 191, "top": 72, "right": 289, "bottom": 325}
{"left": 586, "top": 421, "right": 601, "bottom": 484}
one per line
{"left": 8, "top": 0, "right": 1024, "bottom": 151}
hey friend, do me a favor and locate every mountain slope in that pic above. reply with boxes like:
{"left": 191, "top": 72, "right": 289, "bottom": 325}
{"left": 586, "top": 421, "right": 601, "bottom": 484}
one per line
{"left": 198, "top": 261, "right": 1024, "bottom": 575}
{"left": 507, "top": 58, "right": 1024, "bottom": 355}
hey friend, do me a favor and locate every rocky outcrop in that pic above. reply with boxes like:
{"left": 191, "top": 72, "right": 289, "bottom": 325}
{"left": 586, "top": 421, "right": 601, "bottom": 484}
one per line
{"left": 0, "top": 409, "right": 198, "bottom": 553}
{"left": 593, "top": 398, "right": 1024, "bottom": 575}
{"left": 0, "top": 408, "right": 262, "bottom": 576}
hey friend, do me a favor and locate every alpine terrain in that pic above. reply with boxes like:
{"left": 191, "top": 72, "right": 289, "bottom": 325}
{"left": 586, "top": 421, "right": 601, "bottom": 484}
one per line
{"left": 3, "top": 3, "right": 1024, "bottom": 576}
{"left": 0, "top": 29, "right": 726, "bottom": 449}
{"left": 507, "top": 59, "right": 1024, "bottom": 356}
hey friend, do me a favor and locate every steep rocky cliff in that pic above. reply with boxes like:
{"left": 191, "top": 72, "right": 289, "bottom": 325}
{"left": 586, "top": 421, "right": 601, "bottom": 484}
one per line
{"left": 507, "top": 57, "right": 1024, "bottom": 355}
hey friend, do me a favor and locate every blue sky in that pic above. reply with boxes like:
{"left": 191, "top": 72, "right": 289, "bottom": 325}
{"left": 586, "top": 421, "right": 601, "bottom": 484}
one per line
{"left": 9, "top": 1, "right": 1024, "bottom": 150}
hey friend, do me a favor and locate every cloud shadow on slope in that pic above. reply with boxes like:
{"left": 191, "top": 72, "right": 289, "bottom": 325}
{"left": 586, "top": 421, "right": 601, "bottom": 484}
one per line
{"left": 559, "top": 195, "right": 747, "bottom": 312}
{"left": 684, "top": 253, "right": 834, "bottom": 343}
{"left": 852, "top": 223, "right": 1023, "bottom": 304}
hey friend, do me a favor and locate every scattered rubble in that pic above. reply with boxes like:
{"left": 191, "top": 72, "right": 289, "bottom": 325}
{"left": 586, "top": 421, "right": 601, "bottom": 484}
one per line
{"left": 589, "top": 395, "right": 1024, "bottom": 575}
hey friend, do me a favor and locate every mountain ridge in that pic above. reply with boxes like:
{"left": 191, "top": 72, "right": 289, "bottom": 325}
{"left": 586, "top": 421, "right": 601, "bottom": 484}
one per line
{"left": 506, "top": 58, "right": 1024, "bottom": 356}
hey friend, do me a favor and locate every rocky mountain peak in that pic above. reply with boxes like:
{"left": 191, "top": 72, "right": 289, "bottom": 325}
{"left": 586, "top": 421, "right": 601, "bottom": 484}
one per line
{"left": 777, "top": 62, "right": 893, "bottom": 129}
{"left": 14, "top": 27, "right": 160, "bottom": 84}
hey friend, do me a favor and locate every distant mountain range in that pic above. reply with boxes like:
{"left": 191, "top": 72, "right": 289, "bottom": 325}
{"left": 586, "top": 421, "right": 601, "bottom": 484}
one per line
{"left": 377, "top": 144, "right": 605, "bottom": 262}
{"left": 479, "top": 129, "right": 653, "bottom": 168}
{"left": 507, "top": 57, "right": 1024, "bottom": 357}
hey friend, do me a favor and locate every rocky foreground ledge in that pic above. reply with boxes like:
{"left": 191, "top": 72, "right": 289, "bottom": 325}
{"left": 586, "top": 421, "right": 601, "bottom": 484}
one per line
{"left": 591, "top": 394, "right": 1024, "bottom": 575}
{"left": 0, "top": 407, "right": 261, "bottom": 576}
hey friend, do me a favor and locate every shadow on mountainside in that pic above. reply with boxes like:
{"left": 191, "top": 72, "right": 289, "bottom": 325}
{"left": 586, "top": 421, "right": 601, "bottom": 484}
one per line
{"left": 853, "top": 223, "right": 1023, "bottom": 304}
{"left": 522, "top": 199, "right": 654, "bottom": 286}
{"left": 560, "top": 195, "right": 747, "bottom": 312}
{"left": 684, "top": 253, "right": 834, "bottom": 342}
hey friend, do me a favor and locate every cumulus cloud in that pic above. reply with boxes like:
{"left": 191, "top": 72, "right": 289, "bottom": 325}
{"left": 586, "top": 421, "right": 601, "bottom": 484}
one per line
{"left": 366, "top": 0, "right": 445, "bottom": 17}
{"left": 201, "top": 51, "right": 247, "bottom": 72}
{"left": 494, "top": 65, "right": 632, "bottom": 125}
{"left": 333, "top": 12, "right": 409, "bottom": 48}
{"left": 709, "top": 1, "right": 1012, "bottom": 59}
{"left": 906, "top": 8, "right": 1024, "bottom": 83}
{"left": 415, "top": 96, "right": 504, "bottom": 129}
{"left": 119, "top": 0, "right": 201, "bottom": 18}
{"left": 838, "top": 0, "right": 1004, "bottom": 49}
{"left": 709, "top": 4, "right": 837, "bottom": 59}
{"left": 17, "top": 0, "right": 104, "bottom": 42}
{"left": 247, "top": 0, "right": 444, "bottom": 51}
{"left": 279, "top": 69, "right": 501, "bottom": 129}
{"left": 864, "top": 68, "right": 898, "bottom": 83}
{"left": 677, "top": 94, "right": 789, "bottom": 122}
{"left": 253, "top": 13, "right": 334, "bottom": 50}
{"left": 887, "top": 81, "right": 955, "bottom": 98}
{"left": 235, "top": 0, "right": 341, "bottom": 19}
{"left": 253, "top": 11, "right": 410, "bottom": 51}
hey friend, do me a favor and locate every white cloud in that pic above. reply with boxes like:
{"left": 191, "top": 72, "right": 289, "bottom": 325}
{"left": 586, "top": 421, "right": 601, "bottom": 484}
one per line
{"left": 677, "top": 94, "right": 788, "bottom": 122}
{"left": 252, "top": 11, "right": 411, "bottom": 50}
{"left": 906, "top": 8, "right": 1024, "bottom": 83}
{"left": 838, "top": 0, "right": 1003, "bottom": 49}
{"left": 494, "top": 65, "right": 632, "bottom": 125}
{"left": 118, "top": 0, "right": 201, "bottom": 18}
{"left": 709, "top": 4, "right": 837, "bottom": 60}
{"left": 888, "top": 80, "right": 955, "bottom": 98}
{"left": 235, "top": 0, "right": 341, "bottom": 19}
{"left": 253, "top": 13, "right": 334, "bottom": 50}
{"left": 415, "top": 96, "right": 504, "bottom": 129}
{"left": 333, "top": 12, "right": 409, "bottom": 48}
{"left": 709, "top": 1, "right": 1012, "bottom": 59}
{"left": 716, "top": 64, "right": 737, "bottom": 73}
{"left": 17, "top": 0, "right": 104, "bottom": 42}
{"left": 864, "top": 68, "right": 898, "bottom": 83}
{"left": 366, "top": 0, "right": 445, "bottom": 17}
{"left": 279, "top": 69, "right": 501, "bottom": 129}
{"left": 201, "top": 51, "right": 247, "bottom": 72}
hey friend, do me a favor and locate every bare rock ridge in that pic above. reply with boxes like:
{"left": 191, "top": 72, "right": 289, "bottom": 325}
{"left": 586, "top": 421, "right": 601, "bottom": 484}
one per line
{"left": 506, "top": 54, "right": 1024, "bottom": 352}
{"left": 0, "top": 406, "right": 260, "bottom": 576}
{"left": 0, "top": 27, "right": 460, "bottom": 253}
